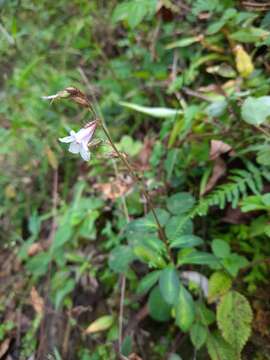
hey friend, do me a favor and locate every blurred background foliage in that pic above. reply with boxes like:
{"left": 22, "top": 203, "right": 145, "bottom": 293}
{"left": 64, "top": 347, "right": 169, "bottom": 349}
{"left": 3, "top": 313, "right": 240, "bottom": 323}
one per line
{"left": 1, "top": 0, "right": 270, "bottom": 359}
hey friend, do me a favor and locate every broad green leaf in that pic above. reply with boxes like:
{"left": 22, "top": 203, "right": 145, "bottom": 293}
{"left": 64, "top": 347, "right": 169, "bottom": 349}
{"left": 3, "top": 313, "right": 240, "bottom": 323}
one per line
{"left": 85, "top": 315, "right": 114, "bottom": 334}
{"left": 119, "top": 101, "right": 183, "bottom": 118}
{"left": 51, "top": 222, "right": 73, "bottom": 251}
{"left": 206, "top": 100, "right": 227, "bottom": 118}
{"left": 178, "top": 250, "right": 219, "bottom": 267}
{"left": 127, "top": 209, "right": 169, "bottom": 233}
{"left": 197, "top": 303, "right": 216, "bottom": 326}
{"left": 142, "top": 236, "right": 167, "bottom": 254}
{"left": 133, "top": 245, "right": 166, "bottom": 268}
{"left": 112, "top": 0, "right": 157, "bottom": 28}
{"left": 241, "top": 96, "right": 270, "bottom": 125}
{"left": 166, "top": 192, "right": 195, "bottom": 215}
{"left": 127, "top": 1, "right": 148, "bottom": 28}
{"left": 222, "top": 254, "right": 249, "bottom": 277}
{"left": 137, "top": 270, "right": 161, "bottom": 295}
{"left": 211, "top": 239, "right": 230, "bottom": 258}
{"left": 117, "top": 135, "right": 142, "bottom": 156}
{"left": 148, "top": 286, "right": 171, "bottom": 322}
{"left": 165, "top": 216, "right": 193, "bottom": 242}
{"left": 190, "top": 323, "right": 208, "bottom": 350}
{"left": 217, "top": 291, "right": 253, "bottom": 355}
{"left": 175, "top": 285, "right": 195, "bottom": 332}
{"left": 109, "top": 245, "right": 135, "bottom": 273}
{"left": 207, "top": 331, "right": 238, "bottom": 360}
{"left": 170, "top": 235, "right": 203, "bottom": 249}
{"left": 230, "top": 27, "right": 270, "bottom": 43}
{"left": 208, "top": 271, "right": 232, "bottom": 303}
{"left": 159, "top": 267, "right": 180, "bottom": 304}
{"left": 145, "top": 208, "right": 170, "bottom": 227}
{"left": 26, "top": 251, "right": 51, "bottom": 277}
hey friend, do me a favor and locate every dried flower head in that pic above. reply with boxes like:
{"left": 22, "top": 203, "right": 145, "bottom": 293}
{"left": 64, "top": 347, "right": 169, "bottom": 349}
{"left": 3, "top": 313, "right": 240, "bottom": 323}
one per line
{"left": 42, "top": 87, "right": 90, "bottom": 107}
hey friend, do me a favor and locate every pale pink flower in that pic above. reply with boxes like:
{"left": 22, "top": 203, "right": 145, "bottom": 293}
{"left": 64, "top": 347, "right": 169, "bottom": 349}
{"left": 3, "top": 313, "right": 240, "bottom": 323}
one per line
{"left": 59, "top": 121, "right": 96, "bottom": 161}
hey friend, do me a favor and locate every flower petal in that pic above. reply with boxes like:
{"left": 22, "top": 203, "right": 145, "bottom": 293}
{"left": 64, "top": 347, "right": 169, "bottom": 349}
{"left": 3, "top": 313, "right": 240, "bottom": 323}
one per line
{"left": 80, "top": 145, "right": 90, "bottom": 161}
{"left": 41, "top": 94, "right": 58, "bottom": 100}
{"left": 68, "top": 142, "right": 80, "bottom": 154}
{"left": 75, "top": 123, "right": 96, "bottom": 143}
{"left": 59, "top": 135, "right": 74, "bottom": 143}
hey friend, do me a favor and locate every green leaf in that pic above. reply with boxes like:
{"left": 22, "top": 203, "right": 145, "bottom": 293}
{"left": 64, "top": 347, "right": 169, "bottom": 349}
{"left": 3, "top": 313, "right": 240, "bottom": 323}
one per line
{"left": 51, "top": 222, "right": 73, "bottom": 251}
{"left": 112, "top": 0, "right": 157, "bottom": 28}
{"left": 207, "top": 331, "right": 238, "bottom": 360}
{"left": 109, "top": 246, "right": 135, "bottom": 273}
{"left": 166, "top": 36, "right": 200, "bottom": 49}
{"left": 137, "top": 270, "right": 161, "bottom": 295}
{"left": 127, "top": 2, "right": 148, "bottom": 28}
{"left": 165, "top": 216, "right": 193, "bottom": 241}
{"left": 121, "top": 335, "right": 132, "bottom": 357}
{"left": 211, "top": 239, "right": 230, "bottom": 258}
{"left": 217, "top": 291, "right": 253, "bottom": 355}
{"left": 54, "top": 278, "right": 75, "bottom": 310}
{"left": 133, "top": 245, "right": 166, "bottom": 268}
{"left": 197, "top": 303, "right": 216, "bottom": 326}
{"left": 119, "top": 101, "right": 183, "bottom": 118}
{"left": 145, "top": 209, "right": 170, "bottom": 227}
{"left": 118, "top": 135, "right": 142, "bottom": 156}
{"left": 222, "top": 254, "right": 249, "bottom": 277}
{"left": 190, "top": 323, "right": 208, "bottom": 350}
{"left": 159, "top": 267, "right": 180, "bottom": 304}
{"left": 139, "top": 235, "right": 166, "bottom": 254}
{"left": 170, "top": 235, "right": 203, "bottom": 249}
{"left": 166, "top": 192, "right": 195, "bottom": 215}
{"left": 127, "top": 209, "right": 170, "bottom": 233}
{"left": 241, "top": 96, "right": 270, "bottom": 125}
{"left": 85, "top": 315, "right": 114, "bottom": 334}
{"left": 175, "top": 285, "right": 195, "bottom": 332}
{"left": 165, "top": 148, "right": 180, "bottom": 181}
{"left": 208, "top": 271, "right": 232, "bottom": 303}
{"left": 178, "top": 250, "right": 219, "bottom": 267}
{"left": 148, "top": 286, "right": 171, "bottom": 322}
{"left": 230, "top": 27, "right": 270, "bottom": 43}
{"left": 206, "top": 100, "right": 227, "bottom": 118}
{"left": 26, "top": 251, "right": 51, "bottom": 277}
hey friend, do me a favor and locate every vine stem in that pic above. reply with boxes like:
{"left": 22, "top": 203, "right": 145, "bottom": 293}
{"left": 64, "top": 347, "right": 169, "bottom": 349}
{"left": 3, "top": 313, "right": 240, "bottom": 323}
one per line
{"left": 99, "top": 120, "right": 173, "bottom": 261}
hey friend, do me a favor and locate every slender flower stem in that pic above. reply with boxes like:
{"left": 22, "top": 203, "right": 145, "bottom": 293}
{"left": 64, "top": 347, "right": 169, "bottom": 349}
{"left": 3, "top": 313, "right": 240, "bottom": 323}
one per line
{"left": 100, "top": 121, "right": 173, "bottom": 261}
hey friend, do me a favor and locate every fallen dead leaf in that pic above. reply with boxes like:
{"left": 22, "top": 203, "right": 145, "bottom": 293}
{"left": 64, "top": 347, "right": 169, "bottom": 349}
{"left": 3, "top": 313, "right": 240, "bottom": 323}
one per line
{"left": 27, "top": 240, "right": 51, "bottom": 257}
{"left": 210, "top": 140, "right": 233, "bottom": 160}
{"left": 94, "top": 176, "right": 132, "bottom": 201}
{"left": 27, "top": 243, "right": 43, "bottom": 257}
{"left": 202, "top": 158, "right": 226, "bottom": 195}
{"left": 0, "top": 338, "right": 11, "bottom": 359}
{"left": 30, "top": 287, "right": 44, "bottom": 316}
{"left": 137, "top": 138, "right": 154, "bottom": 169}
{"left": 128, "top": 354, "right": 143, "bottom": 360}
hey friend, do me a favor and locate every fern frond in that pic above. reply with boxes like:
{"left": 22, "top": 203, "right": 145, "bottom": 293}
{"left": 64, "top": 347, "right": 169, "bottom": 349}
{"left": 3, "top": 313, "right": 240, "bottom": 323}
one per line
{"left": 191, "top": 163, "right": 266, "bottom": 217}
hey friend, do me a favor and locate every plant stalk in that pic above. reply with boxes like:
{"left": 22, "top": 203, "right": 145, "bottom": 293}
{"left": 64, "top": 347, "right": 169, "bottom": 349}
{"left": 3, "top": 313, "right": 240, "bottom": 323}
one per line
{"left": 100, "top": 121, "right": 173, "bottom": 260}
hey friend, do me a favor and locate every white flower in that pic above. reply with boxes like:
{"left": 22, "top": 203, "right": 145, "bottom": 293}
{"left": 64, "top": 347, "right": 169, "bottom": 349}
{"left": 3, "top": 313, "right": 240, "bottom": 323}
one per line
{"left": 41, "top": 89, "right": 70, "bottom": 101}
{"left": 41, "top": 94, "right": 59, "bottom": 100}
{"left": 59, "top": 121, "right": 96, "bottom": 161}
